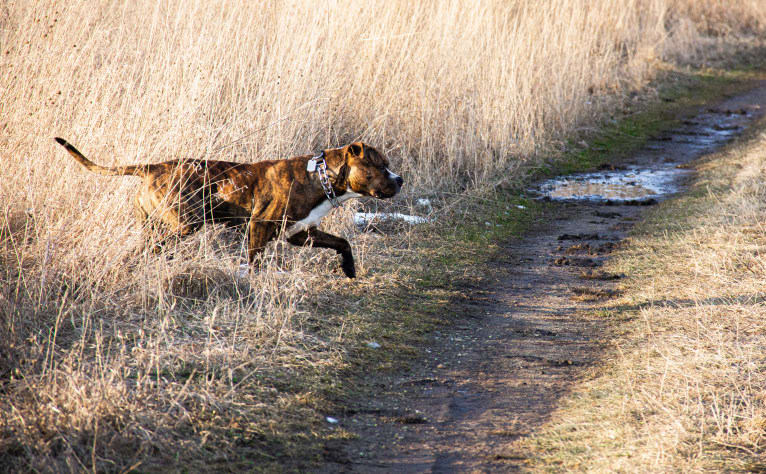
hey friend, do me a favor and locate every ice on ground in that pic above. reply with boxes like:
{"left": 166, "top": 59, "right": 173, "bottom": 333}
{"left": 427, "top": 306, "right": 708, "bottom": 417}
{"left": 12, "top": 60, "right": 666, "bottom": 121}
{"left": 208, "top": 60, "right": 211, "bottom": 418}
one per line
{"left": 237, "top": 263, "right": 249, "bottom": 279}
{"left": 354, "top": 212, "right": 429, "bottom": 226}
{"left": 415, "top": 198, "right": 433, "bottom": 213}
{"left": 535, "top": 165, "right": 692, "bottom": 202}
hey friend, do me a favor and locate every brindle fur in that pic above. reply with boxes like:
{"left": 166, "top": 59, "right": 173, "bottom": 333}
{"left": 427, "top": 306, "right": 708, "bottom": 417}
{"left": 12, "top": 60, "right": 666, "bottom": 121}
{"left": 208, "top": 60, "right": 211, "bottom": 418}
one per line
{"left": 54, "top": 137, "right": 403, "bottom": 278}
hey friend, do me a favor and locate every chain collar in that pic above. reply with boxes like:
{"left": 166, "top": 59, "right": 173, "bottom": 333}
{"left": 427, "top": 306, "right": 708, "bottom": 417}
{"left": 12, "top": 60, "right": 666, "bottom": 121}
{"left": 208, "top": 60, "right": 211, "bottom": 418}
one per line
{"left": 307, "top": 152, "right": 339, "bottom": 208}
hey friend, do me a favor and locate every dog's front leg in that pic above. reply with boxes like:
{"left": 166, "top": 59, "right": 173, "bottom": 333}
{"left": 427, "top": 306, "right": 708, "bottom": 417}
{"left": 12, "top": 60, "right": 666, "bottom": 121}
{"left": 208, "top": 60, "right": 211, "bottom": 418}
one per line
{"left": 287, "top": 228, "right": 356, "bottom": 278}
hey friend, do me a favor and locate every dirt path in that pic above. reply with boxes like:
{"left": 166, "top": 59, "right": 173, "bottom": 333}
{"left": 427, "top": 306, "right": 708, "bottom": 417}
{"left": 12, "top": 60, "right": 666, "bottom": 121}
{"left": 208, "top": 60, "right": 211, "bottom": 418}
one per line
{"left": 317, "top": 83, "right": 766, "bottom": 473}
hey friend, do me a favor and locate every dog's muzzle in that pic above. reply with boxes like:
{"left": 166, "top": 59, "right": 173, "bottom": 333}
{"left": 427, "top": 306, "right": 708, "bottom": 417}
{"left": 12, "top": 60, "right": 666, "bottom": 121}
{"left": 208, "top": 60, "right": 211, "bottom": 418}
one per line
{"left": 373, "top": 169, "right": 403, "bottom": 198}
{"left": 389, "top": 169, "right": 404, "bottom": 190}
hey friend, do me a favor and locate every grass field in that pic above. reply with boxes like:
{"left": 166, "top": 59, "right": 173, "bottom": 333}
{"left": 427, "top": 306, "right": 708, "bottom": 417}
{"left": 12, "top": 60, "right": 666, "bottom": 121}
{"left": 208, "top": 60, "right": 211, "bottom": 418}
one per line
{"left": 1, "top": 0, "right": 766, "bottom": 470}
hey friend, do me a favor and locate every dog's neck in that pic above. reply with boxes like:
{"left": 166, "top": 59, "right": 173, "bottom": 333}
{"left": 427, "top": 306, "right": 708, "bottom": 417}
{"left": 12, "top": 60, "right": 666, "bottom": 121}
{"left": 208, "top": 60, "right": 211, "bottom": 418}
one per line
{"left": 320, "top": 148, "right": 350, "bottom": 193}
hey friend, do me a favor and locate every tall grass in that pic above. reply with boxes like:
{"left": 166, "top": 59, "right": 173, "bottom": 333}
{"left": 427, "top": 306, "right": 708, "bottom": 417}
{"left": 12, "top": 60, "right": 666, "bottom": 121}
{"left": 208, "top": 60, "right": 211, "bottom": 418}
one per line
{"left": 1, "top": 0, "right": 764, "bottom": 470}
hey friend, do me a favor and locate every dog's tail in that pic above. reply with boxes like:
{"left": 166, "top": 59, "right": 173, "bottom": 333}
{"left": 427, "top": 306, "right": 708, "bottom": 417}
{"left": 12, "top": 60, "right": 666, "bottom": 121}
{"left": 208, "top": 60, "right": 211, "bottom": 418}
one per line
{"left": 54, "top": 137, "right": 146, "bottom": 177}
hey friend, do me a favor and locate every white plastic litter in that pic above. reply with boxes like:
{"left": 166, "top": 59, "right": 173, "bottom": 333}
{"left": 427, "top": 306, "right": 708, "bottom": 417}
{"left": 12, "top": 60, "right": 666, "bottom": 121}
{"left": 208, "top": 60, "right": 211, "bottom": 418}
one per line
{"left": 326, "top": 417, "right": 339, "bottom": 424}
{"left": 366, "top": 342, "right": 381, "bottom": 349}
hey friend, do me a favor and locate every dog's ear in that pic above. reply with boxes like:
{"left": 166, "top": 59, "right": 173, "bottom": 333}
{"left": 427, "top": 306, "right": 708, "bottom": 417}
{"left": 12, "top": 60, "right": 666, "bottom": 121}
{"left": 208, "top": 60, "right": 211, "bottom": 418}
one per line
{"left": 347, "top": 142, "right": 363, "bottom": 157}
{"left": 337, "top": 162, "right": 349, "bottom": 185}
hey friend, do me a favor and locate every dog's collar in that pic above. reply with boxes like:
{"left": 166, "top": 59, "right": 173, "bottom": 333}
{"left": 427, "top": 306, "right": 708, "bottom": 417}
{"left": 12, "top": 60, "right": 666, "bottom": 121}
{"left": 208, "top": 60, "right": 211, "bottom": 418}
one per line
{"left": 307, "top": 151, "right": 340, "bottom": 208}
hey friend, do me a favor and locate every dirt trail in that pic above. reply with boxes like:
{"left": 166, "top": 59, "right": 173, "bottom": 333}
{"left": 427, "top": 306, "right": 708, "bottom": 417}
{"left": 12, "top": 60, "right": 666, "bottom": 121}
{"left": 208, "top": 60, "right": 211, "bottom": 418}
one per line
{"left": 318, "top": 83, "right": 766, "bottom": 472}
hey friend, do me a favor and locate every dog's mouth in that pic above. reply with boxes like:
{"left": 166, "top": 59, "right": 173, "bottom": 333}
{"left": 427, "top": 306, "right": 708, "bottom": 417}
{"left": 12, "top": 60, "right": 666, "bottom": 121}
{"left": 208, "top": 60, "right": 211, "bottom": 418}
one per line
{"left": 371, "top": 184, "right": 401, "bottom": 199}
{"left": 357, "top": 175, "right": 403, "bottom": 199}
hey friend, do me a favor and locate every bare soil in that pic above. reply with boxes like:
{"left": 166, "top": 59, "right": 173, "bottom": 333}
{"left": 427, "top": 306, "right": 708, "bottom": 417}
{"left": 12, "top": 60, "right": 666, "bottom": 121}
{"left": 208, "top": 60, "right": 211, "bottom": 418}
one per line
{"left": 316, "top": 83, "right": 766, "bottom": 472}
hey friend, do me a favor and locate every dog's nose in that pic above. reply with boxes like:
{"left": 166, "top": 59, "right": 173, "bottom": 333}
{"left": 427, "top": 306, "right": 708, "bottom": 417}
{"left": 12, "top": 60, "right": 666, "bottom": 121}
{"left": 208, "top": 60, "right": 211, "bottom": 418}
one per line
{"left": 395, "top": 176, "right": 403, "bottom": 187}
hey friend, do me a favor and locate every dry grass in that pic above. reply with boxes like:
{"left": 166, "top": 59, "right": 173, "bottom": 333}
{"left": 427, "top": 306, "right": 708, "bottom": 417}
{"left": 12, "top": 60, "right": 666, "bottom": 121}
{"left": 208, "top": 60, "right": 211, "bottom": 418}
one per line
{"left": 1, "top": 0, "right": 766, "bottom": 470}
{"left": 520, "top": 123, "right": 766, "bottom": 471}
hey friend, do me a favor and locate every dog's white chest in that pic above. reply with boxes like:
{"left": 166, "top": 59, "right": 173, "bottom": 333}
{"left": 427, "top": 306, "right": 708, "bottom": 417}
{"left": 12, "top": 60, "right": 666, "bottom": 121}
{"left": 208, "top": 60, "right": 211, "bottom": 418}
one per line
{"left": 285, "top": 192, "right": 360, "bottom": 238}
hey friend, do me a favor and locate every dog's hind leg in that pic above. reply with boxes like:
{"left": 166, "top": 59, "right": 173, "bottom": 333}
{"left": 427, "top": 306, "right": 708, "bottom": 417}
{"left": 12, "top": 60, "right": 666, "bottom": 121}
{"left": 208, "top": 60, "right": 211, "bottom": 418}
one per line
{"left": 246, "top": 200, "right": 284, "bottom": 265}
{"left": 287, "top": 228, "right": 355, "bottom": 278}
{"left": 132, "top": 196, "right": 161, "bottom": 254}
{"left": 133, "top": 190, "right": 204, "bottom": 254}
{"left": 132, "top": 193, "right": 168, "bottom": 254}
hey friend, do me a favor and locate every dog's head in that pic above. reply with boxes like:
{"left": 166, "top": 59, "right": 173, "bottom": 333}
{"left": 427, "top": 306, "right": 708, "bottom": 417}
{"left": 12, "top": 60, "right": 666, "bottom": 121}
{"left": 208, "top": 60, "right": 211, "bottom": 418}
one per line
{"left": 341, "top": 142, "right": 403, "bottom": 199}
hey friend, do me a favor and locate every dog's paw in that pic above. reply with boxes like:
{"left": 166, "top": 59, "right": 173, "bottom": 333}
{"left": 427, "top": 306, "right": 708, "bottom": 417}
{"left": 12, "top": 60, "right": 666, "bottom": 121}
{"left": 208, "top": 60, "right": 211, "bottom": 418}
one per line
{"left": 341, "top": 261, "right": 356, "bottom": 279}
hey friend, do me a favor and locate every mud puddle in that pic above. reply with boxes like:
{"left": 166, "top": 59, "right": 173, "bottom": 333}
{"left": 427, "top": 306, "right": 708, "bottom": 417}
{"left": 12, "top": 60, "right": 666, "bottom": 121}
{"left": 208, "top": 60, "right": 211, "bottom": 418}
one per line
{"left": 316, "top": 83, "right": 766, "bottom": 472}
{"left": 534, "top": 102, "right": 760, "bottom": 202}
{"left": 536, "top": 166, "right": 688, "bottom": 201}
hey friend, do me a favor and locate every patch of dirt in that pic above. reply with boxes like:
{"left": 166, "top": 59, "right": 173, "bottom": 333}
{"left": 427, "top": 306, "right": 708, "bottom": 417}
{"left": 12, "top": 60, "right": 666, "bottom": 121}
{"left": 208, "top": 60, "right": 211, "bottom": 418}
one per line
{"left": 580, "top": 269, "right": 624, "bottom": 281}
{"left": 552, "top": 255, "right": 602, "bottom": 267}
{"left": 317, "top": 200, "right": 633, "bottom": 472}
{"left": 314, "top": 82, "right": 766, "bottom": 472}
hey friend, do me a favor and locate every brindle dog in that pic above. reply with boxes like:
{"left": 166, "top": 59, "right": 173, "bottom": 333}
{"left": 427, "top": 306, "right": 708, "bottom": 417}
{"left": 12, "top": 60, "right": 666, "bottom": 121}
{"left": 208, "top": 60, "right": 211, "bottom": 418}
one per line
{"left": 54, "top": 138, "right": 403, "bottom": 277}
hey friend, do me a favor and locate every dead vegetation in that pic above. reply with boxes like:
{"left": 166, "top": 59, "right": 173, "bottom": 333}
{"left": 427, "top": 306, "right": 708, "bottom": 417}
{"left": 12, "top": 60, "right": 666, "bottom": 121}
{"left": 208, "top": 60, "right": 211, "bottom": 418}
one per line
{"left": 1, "top": 0, "right": 766, "bottom": 470}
